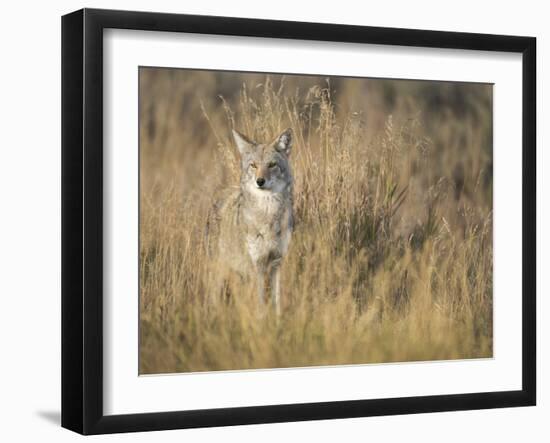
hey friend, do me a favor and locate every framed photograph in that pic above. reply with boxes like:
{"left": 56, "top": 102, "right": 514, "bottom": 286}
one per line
{"left": 61, "top": 8, "right": 536, "bottom": 435}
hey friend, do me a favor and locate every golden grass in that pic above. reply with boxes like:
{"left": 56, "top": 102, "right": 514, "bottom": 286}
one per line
{"left": 139, "top": 69, "right": 493, "bottom": 374}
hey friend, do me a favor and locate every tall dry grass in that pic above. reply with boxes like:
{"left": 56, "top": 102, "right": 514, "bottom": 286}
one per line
{"left": 139, "top": 69, "right": 493, "bottom": 374}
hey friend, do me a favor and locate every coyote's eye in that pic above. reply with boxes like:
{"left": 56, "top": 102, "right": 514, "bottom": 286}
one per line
{"left": 268, "top": 161, "right": 277, "bottom": 168}
{"left": 250, "top": 163, "right": 257, "bottom": 169}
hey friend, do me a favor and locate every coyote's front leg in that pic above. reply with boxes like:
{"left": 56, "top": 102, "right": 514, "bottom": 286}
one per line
{"left": 256, "top": 264, "right": 267, "bottom": 306}
{"left": 269, "top": 264, "right": 281, "bottom": 316}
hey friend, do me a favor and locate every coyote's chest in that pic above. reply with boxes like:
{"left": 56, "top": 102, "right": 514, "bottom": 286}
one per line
{"left": 243, "top": 193, "right": 292, "bottom": 268}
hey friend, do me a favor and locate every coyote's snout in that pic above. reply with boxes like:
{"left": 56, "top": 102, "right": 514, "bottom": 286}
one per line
{"left": 206, "top": 128, "right": 294, "bottom": 314}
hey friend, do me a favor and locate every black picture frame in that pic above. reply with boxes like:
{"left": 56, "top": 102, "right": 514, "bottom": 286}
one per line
{"left": 61, "top": 8, "right": 536, "bottom": 435}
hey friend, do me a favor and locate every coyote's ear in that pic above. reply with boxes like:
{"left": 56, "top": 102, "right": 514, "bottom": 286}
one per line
{"left": 232, "top": 129, "right": 254, "bottom": 156}
{"left": 275, "top": 128, "right": 293, "bottom": 156}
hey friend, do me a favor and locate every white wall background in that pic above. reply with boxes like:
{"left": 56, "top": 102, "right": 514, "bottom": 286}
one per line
{"left": 0, "top": 0, "right": 546, "bottom": 441}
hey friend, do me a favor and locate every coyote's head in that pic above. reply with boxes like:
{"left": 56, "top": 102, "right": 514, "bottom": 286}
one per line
{"left": 232, "top": 128, "right": 293, "bottom": 194}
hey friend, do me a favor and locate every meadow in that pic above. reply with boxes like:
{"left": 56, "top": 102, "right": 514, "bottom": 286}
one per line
{"left": 139, "top": 68, "right": 493, "bottom": 374}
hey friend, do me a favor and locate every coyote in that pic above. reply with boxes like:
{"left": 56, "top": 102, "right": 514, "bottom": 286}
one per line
{"left": 206, "top": 128, "right": 294, "bottom": 314}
